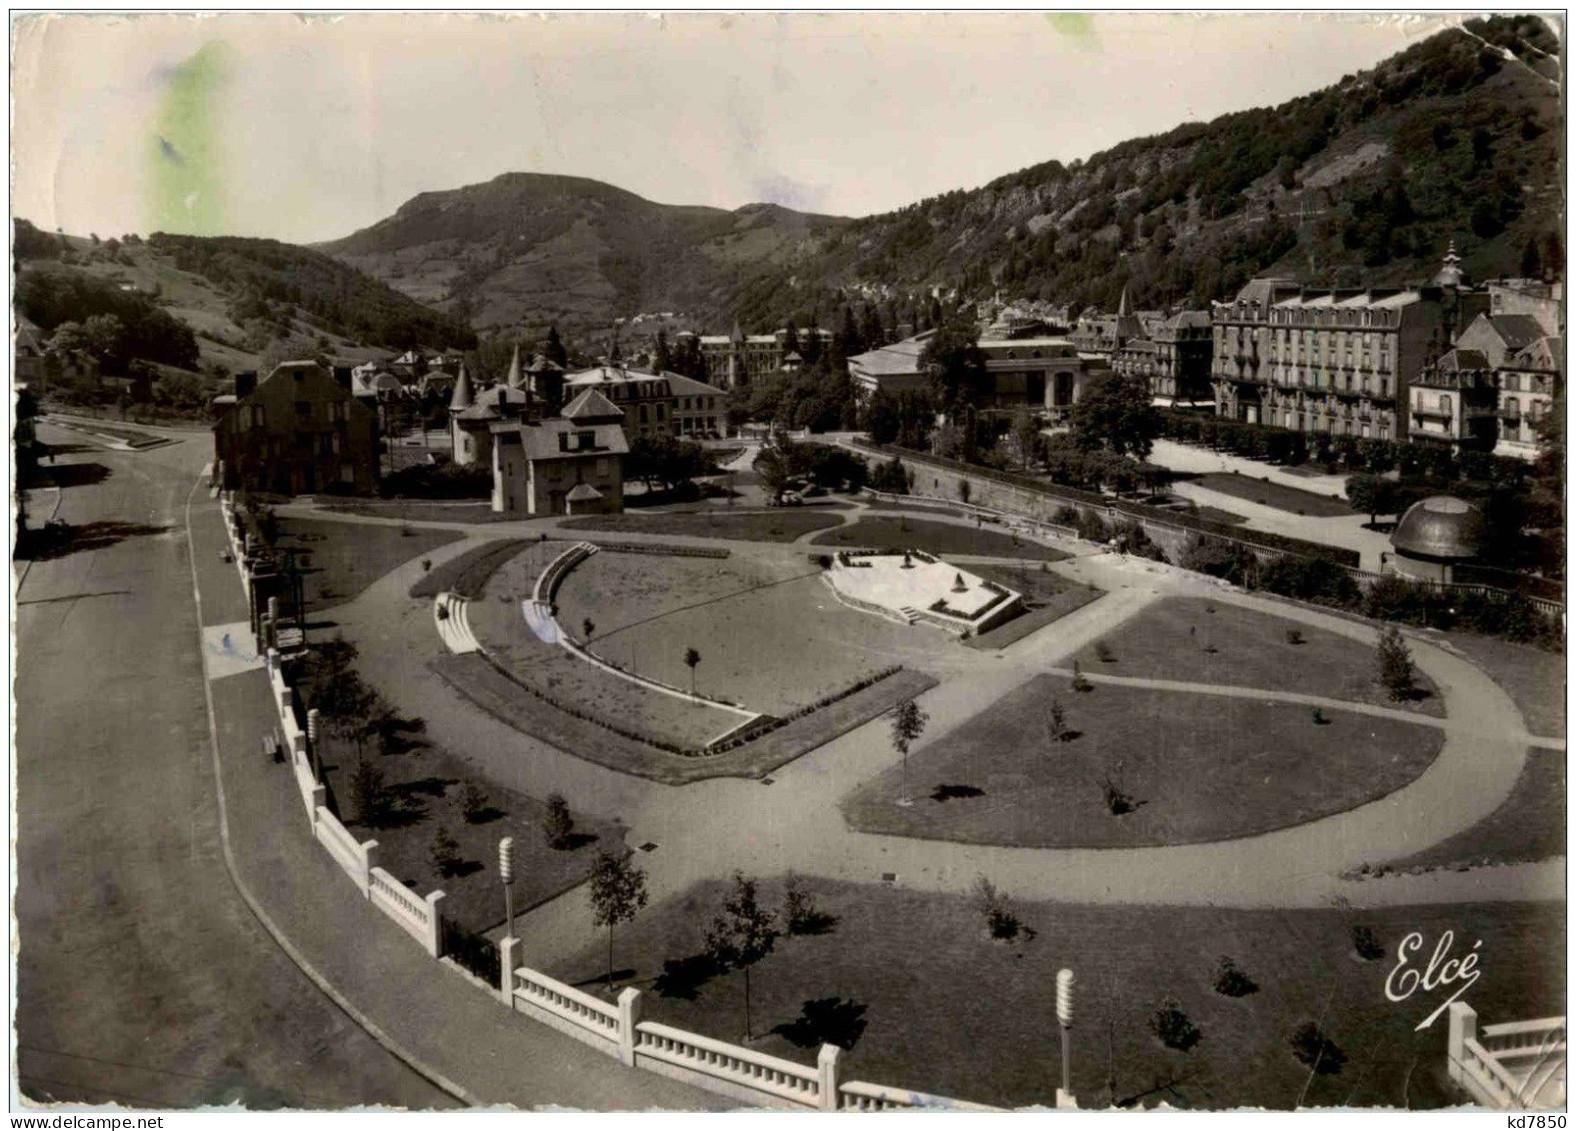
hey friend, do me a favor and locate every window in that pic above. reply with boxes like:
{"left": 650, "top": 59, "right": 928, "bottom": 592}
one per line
{"left": 339, "top": 463, "right": 355, "bottom": 484}
{"left": 250, "top": 405, "right": 267, "bottom": 429}
{"left": 295, "top": 401, "right": 312, "bottom": 421}
{"left": 329, "top": 401, "right": 348, "bottom": 423}
{"left": 639, "top": 404, "right": 649, "bottom": 423}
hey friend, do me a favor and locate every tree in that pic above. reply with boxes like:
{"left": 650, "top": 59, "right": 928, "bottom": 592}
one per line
{"left": 1012, "top": 405, "right": 1041, "bottom": 470}
{"left": 1376, "top": 626, "right": 1415, "bottom": 701}
{"left": 430, "top": 827, "right": 462, "bottom": 877}
{"left": 704, "top": 872, "right": 780, "bottom": 1040}
{"left": 889, "top": 697, "right": 929, "bottom": 800}
{"left": 919, "top": 319, "right": 987, "bottom": 414}
{"left": 544, "top": 325, "right": 568, "bottom": 368}
{"left": 581, "top": 617, "right": 596, "bottom": 641}
{"left": 683, "top": 647, "right": 701, "bottom": 694}
{"left": 871, "top": 456, "right": 909, "bottom": 495}
{"left": 863, "top": 387, "right": 901, "bottom": 444}
{"left": 543, "top": 792, "right": 575, "bottom": 849}
{"left": 652, "top": 328, "right": 673, "bottom": 374}
{"left": 1047, "top": 697, "right": 1069, "bottom": 745}
{"left": 1070, "top": 372, "right": 1159, "bottom": 459}
{"left": 1344, "top": 473, "right": 1398, "bottom": 526}
{"left": 753, "top": 443, "right": 793, "bottom": 500}
{"left": 587, "top": 849, "right": 648, "bottom": 989}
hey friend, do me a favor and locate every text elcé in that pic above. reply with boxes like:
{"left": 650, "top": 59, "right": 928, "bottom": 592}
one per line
{"left": 1385, "top": 929, "right": 1483, "bottom": 1031}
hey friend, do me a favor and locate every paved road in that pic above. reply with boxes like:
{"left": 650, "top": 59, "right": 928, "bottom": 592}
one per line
{"left": 14, "top": 424, "right": 451, "bottom": 1109}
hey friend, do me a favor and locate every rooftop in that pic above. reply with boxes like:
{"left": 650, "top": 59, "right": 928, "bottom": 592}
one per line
{"left": 1391, "top": 495, "right": 1487, "bottom": 561}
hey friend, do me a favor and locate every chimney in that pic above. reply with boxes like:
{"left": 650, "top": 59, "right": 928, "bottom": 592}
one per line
{"left": 235, "top": 371, "right": 258, "bottom": 399}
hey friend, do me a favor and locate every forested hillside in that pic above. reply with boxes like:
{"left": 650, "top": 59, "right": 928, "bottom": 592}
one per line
{"left": 322, "top": 15, "right": 1562, "bottom": 337}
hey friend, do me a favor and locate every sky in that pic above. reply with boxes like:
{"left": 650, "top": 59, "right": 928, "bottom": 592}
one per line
{"left": 11, "top": 11, "right": 1500, "bottom": 245}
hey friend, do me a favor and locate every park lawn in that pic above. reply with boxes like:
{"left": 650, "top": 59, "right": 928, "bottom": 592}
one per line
{"left": 469, "top": 557, "right": 743, "bottom": 751}
{"left": 963, "top": 562, "right": 1105, "bottom": 651}
{"left": 861, "top": 498, "right": 965, "bottom": 519}
{"left": 841, "top": 676, "right": 1443, "bottom": 849}
{"left": 431, "top": 654, "right": 934, "bottom": 785}
{"left": 322, "top": 500, "right": 510, "bottom": 525}
{"left": 1192, "top": 472, "right": 1353, "bottom": 518}
{"left": 812, "top": 516, "right": 1068, "bottom": 561}
{"left": 275, "top": 517, "right": 461, "bottom": 612}
{"left": 560, "top": 510, "right": 844, "bottom": 543}
{"left": 317, "top": 727, "right": 622, "bottom": 934}
{"left": 549, "top": 877, "right": 1563, "bottom": 1111}
{"left": 1441, "top": 631, "right": 1564, "bottom": 738}
{"left": 1360, "top": 750, "right": 1565, "bottom": 876}
{"left": 1074, "top": 597, "right": 1444, "bottom": 718}
{"left": 552, "top": 552, "right": 936, "bottom": 716}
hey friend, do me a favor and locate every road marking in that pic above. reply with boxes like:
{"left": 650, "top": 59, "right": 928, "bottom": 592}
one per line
{"left": 182, "top": 473, "right": 480, "bottom": 1108}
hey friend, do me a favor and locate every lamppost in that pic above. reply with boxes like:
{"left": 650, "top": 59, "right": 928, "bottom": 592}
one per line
{"left": 499, "top": 836, "right": 515, "bottom": 943}
{"left": 1056, "top": 968, "right": 1076, "bottom": 1109}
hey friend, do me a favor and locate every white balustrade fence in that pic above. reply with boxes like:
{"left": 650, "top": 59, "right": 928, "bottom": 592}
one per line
{"left": 1448, "top": 1002, "right": 1566, "bottom": 1110}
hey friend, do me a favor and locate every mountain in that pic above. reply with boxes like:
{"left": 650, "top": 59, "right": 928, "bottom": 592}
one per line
{"left": 323, "top": 15, "right": 1563, "bottom": 336}
{"left": 14, "top": 222, "right": 476, "bottom": 378}
{"left": 317, "top": 173, "right": 848, "bottom": 335}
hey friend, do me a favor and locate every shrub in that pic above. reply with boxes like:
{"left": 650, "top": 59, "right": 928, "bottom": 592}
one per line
{"left": 1095, "top": 641, "right": 1116, "bottom": 663}
{"left": 1101, "top": 771, "right": 1135, "bottom": 815}
{"left": 782, "top": 874, "right": 830, "bottom": 936}
{"left": 971, "top": 875, "right": 1021, "bottom": 940}
{"left": 1046, "top": 698, "right": 1069, "bottom": 744}
{"left": 430, "top": 826, "right": 462, "bottom": 877}
{"left": 1289, "top": 1021, "right": 1347, "bottom": 1073}
{"left": 1285, "top": 628, "right": 1304, "bottom": 645}
{"left": 350, "top": 759, "right": 388, "bottom": 827}
{"left": 1375, "top": 626, "right": 1415, "bottom": 701}
{"left": 421, "top": 559, "right": 432, "bottom": 572}
{"left": 1310, "top": 706, "right": 1329, "bottom": 726}
{"left": 1352, "top": 925, "right": 1384, "bottom": 961}
{"left": 460, "top": 781, "right": 489, "bottom": 823}
{"left": 1149, "top": 997, "right": 1202, "bottom": 1051}
{"left": 1071, "top": 661, "right": 1093, "bottom": 693}
{"left": 1213, "top": 957, "right": 1259, "bottom": 997}
{"left": 543, "top": 792, "right": 575, "bottom": 849}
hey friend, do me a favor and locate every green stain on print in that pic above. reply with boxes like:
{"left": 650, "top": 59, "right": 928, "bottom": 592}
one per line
{"left": 148, "top": 41, "right": 232, "bottom": 234}
{"left": 1046, "top": 13, "right": 1100, "bottom": 50}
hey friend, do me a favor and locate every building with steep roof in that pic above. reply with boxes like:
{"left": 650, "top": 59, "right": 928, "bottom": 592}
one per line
{"left": 212, "top": 362, "right": 379, "bottom": 496}
{"left": 562, "top": 365, "right": 730, "bottom": 440}
{"left": 489, "top": 412, "right": 628, "bottom": 516}
{"left": 1210, "top": 261, "right": 1488, "bottom": 441}
{"left": 449, "top": 364, "right": 535, "bottom": 467}
{"left": 1112, "top": 309, "right": 1214, "bottom": 403}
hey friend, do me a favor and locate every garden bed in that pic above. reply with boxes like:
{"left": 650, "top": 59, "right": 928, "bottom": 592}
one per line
{"left": 549, "top": 877, "right": 1563, "bottom": 1111}
{"left": 841, "top": 676, "right": 1444, "bottom": 848}
{"left": 560, "top": 510, "right": 844, "bottom": 543}
{"left": 430, "top": 655, "right": 933, "bottom": 785}
{"left": 409, "top": 538, "right": 535, "bottom": 600}
{"left": 1440, "top": 631, "right": 1564, "bottom": 738}
{"left": 811, "top": 516, "right": 1068, "bottom": 561}
{"left": 322, "top": 501, "right": 511, "bottom": 525}
{"left": 1189, "top": 473, "right": 1353, "bottom": 518}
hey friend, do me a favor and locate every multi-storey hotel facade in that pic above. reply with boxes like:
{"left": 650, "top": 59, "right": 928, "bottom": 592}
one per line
{"left": 1209, "top": 276, "right": 1484, "bottom": 442}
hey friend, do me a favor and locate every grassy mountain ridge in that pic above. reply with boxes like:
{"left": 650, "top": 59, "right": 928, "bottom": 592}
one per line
{"left": 14, "top": 222, "right": 476, "bottom": 377}
{"left": 321, "top": 15, "right": 1562, "bottom": 335}
{"left": 319, "top": 172, "right": 849, "bottom": 334}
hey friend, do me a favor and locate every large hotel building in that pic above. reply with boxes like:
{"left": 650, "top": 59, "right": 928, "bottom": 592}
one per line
{"left": 1210, "top": 252, "right": 1487, "bottom": 441}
